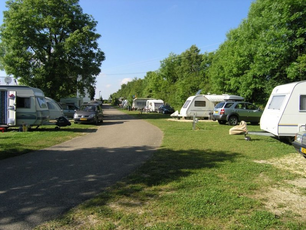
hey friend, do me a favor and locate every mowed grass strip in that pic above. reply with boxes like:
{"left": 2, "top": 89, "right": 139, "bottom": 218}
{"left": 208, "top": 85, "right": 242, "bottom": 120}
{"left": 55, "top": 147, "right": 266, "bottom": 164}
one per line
{"left": 0, "top": 123, "right": 97, "bottom": 160}
{"left": 31, "top": 111, "right": 306, "bottom": 229}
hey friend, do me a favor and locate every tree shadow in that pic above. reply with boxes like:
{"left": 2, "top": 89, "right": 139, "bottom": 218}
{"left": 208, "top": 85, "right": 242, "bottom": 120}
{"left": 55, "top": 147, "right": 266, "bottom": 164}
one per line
{"left": 0, "top": 145, "right": 240, "bottom": 229}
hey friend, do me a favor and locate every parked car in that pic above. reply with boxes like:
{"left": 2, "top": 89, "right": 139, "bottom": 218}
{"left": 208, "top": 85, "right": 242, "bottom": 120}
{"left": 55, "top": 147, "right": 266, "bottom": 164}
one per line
{"left": 212, "top": 101, "right": 263, "bottom": 125}
{"left": 292, "top": 131, "right": 306, "bottom": 158}
{"left": 158, "top": 104, "right": 175, "bottom": 114}
{"left": 61, "top": 104, "right": 79, "bottom": 118}
{"left": 74, "top": 103, "right": 103, "bottom": 124}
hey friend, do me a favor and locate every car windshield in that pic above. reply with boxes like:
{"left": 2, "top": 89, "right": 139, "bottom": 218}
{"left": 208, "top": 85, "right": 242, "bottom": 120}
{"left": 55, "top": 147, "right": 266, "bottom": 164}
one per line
{"left": 215, "top": 102, "right": 225, "bottom": 109}
{"left": 80, "top": 105, "right": 96, "bottom": 112}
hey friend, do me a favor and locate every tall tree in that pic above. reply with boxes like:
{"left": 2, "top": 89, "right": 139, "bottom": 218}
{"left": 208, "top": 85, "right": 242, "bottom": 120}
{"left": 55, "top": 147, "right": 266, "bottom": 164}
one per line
{"left": 0, "top": 0, "right": 105, "bottom": 100}
{"left": 210, "top": 0, "right": 306, "bottom": 105}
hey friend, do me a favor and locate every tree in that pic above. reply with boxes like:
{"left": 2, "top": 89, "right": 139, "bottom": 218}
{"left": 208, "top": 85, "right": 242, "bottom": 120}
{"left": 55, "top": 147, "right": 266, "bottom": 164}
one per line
{"left": 0, "top": 0, "right": 105, "bottom": 101}
{"left": 210, "top": 0, "right": 306, "bottom": 105}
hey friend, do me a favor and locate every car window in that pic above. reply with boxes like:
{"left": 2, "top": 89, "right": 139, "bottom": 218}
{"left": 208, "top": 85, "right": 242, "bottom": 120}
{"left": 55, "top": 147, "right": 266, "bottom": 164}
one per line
{"left": 234, "top": 103, "right": 245, "bottom": 109}
{"left": 80, "top": 105, "right": 95, "bottom": 111}
{"left": 215, "top": 102, "right": 225, "bottom": 109}
{"left": 246, "top": 103, "right": 257, "bottom": 110}
{"left": 224, "top": 103, "right": 234, "bottom": 108}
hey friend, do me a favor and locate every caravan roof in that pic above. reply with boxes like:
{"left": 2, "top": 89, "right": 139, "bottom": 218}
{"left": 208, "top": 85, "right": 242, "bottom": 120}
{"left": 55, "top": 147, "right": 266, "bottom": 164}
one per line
{"left": 204, "top": 94, "right": 244, "bottom": 102}
{"left": 0, "top": 85, "right": 45, "bottom": 97}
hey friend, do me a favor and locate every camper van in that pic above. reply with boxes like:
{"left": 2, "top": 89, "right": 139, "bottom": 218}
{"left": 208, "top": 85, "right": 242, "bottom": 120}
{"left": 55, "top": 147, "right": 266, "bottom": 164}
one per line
{"left": 146, "top": 99, "right": 164, "bottom": 112}
{"left": 0, "top": 86, "right": 49, "bottom": 128}
{"left": 260, "top": 81, "right": 306, "bottom": 139}
{"left": 178, "top": 94, "right": 244, "bottom": 119}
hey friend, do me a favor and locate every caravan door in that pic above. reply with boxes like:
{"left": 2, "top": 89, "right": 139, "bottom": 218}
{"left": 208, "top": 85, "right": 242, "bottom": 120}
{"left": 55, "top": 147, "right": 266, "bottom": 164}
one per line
{"left": 0, "top": 90, "right": 16, "bottom": 126}
{"left": 7, "top": 91, "right": 17, "bottom": 126}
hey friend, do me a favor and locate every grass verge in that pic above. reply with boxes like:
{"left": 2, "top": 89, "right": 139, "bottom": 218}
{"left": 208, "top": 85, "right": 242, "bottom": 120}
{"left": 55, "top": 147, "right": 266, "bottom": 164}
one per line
{"left": 0, "top": 123, "right": 97, "bottom": 160}
{"left": 25, "top": 111, "right": 306, "bottom": 229}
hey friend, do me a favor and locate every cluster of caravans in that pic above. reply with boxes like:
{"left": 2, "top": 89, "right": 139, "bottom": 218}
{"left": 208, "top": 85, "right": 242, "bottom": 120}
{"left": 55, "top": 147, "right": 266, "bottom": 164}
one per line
{"left": 132, "top": 98, "right": 164, "bottom": 112}
{"left": 174, "top": 80, "right": 306, "bottom": 141}
{"left": 0, "top": 85, "right": 71, "bottom": 130}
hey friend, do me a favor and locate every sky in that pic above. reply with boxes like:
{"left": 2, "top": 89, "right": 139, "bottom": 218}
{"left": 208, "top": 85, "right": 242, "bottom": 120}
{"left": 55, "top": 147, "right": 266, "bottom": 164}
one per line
{"left": 0, "top": 0, "right": 255, "bottom": 100}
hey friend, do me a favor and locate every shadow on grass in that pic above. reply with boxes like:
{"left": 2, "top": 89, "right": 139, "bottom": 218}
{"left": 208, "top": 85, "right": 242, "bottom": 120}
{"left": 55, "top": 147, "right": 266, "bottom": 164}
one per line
{"left": 0, "top": 145, "right": 239, "bottom": 229}
{"left": 80, "top": 147, "right": 240, "bottom": 216}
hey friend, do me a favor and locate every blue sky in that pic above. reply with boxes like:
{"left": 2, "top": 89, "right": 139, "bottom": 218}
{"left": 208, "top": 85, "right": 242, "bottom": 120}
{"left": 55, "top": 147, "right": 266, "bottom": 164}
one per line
{"left": 0, "top": 0, "right": 255, "bottom": 99}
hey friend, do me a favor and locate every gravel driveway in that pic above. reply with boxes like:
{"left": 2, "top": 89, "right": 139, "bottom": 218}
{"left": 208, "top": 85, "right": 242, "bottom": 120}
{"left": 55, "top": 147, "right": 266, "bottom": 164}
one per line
{"left": 0, "top": 105, "right": 163, "bottom": 230}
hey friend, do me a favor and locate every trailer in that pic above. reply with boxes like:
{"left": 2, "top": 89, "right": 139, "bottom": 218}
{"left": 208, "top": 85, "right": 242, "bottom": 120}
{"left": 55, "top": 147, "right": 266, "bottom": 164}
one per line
{"left": 132, "top": 98, "right": 151, "bottom": 110}
{"left": 260, "top": 81, "right": 306, "bottom": 139}
{"left": 0, "top": 86, "right": 50, "bottom": 128}
{"left": 146, "top": 99, "right": 164, "bottom": 112}
{"left": 177, "top": 94, "right": 244, "bottom": 119}
{"left": 45, "top": 97, "right": 64, "bottom": 120}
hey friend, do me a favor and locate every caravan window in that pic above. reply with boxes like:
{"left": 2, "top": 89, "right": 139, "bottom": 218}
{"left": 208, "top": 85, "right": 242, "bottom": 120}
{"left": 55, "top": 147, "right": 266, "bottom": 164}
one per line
{"left": 268, "top": 95, "right": 285, "bottom": 110}
{"left": 183, "top": 100, "right": 191, "bottom": 108}
{"left": 16, "top": 97, "right": 31, "bottom": 108}
{"left": 37, "top": 97, "right": 48, "bottom": 109}
{"left": 194, "top": 101, "right": 206, "bottom": 107}
{"left": 300, "top": 95, "right": 306, "bottom": 111}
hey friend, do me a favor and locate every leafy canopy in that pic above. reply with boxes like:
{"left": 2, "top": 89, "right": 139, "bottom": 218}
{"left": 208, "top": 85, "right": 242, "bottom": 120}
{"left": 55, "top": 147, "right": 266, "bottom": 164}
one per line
{"left": 0, "top": 0, "right": 105, "bottom": 100}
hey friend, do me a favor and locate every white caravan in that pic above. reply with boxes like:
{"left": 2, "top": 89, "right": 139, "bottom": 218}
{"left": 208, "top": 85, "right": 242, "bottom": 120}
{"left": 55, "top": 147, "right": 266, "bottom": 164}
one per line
{"left": 45, "top": 97, "right": 64, "bottom": 120}
{"left": 132, "top": 98, "right": 151, "bottom": 110}
{"left": 260, "top": 81, "right": 306, "bottom": 139}
{"left": 0, "top": 86, "right": 49, "bottom": 128}
{"left": 178, "top": 94, "right": 244, "bottom": 119}
{"left": 146, "top": 99, "right": 164, "bottom": 112}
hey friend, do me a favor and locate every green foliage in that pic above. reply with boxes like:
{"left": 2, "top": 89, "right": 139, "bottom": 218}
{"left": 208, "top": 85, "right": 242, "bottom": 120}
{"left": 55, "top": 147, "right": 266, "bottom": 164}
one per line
{"left": 112, "top": 46, "right": 213, "bottom": 110}
{"left": 209, "top": 0, "right": 306, "bottom": 105}
{"left": 0, "top": 0, "right": 105, "bottom": 101}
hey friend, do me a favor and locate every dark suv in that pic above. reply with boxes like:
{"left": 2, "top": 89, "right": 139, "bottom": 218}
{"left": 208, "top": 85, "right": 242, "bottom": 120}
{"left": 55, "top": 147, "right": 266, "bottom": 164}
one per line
{"left": 213, "top": 101, "right": 262, "bottom": 125}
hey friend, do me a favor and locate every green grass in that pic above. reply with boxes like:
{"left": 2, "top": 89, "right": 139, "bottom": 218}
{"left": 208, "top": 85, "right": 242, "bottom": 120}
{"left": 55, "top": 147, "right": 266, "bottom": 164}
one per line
{"left": 10, "top": 110, "right": 306, "bottom": 229}
{"left": 0, "top": 123, "right": 97, "bottom": 160}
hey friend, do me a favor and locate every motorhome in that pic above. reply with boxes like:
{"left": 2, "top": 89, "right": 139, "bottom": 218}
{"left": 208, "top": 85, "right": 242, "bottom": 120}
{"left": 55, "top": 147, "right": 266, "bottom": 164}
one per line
{"left": 132, "top": 98, "right": 151, "bottom": 110}
{"left": 146, "top": 99, "right": 164, "bottom": 112}
{"left": 260, "top": 81, "right": 306, "bottom": 139}
{"left": 177, "top": 94, "right": 244, "bottom": 119}
{"left": 0, "top": 86, "right": 50, "bottom": 128}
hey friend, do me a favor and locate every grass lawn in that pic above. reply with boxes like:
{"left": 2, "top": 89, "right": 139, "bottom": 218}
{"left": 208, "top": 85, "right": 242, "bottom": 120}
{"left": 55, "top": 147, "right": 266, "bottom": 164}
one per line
{"left": 0, "top": 123, "right": 97, "bottom": 160}
{"left": 7, "top": 110, "right": 306, "bottom": 229}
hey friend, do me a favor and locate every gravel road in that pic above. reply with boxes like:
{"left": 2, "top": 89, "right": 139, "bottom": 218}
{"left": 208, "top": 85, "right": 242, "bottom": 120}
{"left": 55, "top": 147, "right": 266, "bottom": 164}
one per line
{"left": 0, "top": 105, "right": 163, "bottom": 230}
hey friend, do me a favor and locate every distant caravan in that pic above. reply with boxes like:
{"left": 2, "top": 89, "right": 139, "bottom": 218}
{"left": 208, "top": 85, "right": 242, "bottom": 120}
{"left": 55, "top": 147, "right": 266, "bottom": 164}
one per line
{"left": 174, "top": 94, "right": 244, "bottom": 119}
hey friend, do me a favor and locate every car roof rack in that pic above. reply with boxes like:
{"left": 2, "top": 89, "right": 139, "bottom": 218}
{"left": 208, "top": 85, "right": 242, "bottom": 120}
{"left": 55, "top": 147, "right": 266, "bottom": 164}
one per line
{"left": 223, "top": 95, "right": 244, "bottom": 101}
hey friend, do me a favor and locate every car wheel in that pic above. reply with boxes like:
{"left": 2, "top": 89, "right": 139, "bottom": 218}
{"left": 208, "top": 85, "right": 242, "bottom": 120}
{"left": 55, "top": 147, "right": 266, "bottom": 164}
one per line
{"left": 218, "top": 120, "right": 226, "bottom": 125}
{"left": 228, "top": 116, "right": 238, "bottom": 126}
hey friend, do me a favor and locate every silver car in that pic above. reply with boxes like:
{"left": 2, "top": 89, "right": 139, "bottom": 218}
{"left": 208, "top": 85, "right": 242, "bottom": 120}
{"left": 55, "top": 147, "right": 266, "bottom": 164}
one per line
{"left": 74, "top": 103, "right": 103, "bottom": 125}
{"left": 213, "top": 101, "right": 262, "bottom": 125}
